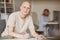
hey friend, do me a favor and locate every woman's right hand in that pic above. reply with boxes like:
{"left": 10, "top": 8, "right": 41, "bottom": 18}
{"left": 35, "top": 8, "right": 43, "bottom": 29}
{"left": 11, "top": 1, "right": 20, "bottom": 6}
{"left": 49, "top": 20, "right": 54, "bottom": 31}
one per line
{"left": 23, "top": 33, "right": 30, "bottom": 39}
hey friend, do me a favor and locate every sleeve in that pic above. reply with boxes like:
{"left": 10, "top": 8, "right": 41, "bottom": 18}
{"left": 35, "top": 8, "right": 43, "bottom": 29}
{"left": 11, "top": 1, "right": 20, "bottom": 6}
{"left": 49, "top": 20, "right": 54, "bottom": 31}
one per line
{"left": 28, "top": 16, "right": 35, "bottom": 35}
{"left": 7, "top": 13, "right": 16, "bottom": 27}
{"left": 39, "top": 16, "right": 47, "bottom": 27}
{"left": 1, "top": 13, "right": 16, "bottom": 37}
{"left": 39, "top": 16, "right": 44, "bottom": 27}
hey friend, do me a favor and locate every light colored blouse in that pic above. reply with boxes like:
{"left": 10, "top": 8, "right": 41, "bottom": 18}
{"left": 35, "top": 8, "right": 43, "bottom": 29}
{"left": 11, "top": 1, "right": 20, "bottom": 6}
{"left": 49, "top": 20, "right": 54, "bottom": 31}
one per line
{"left": 39, "top": 15, "right": 49, "bottom": 31}
{"left": 1, "top": 11, "right": 35, "bottom": 37}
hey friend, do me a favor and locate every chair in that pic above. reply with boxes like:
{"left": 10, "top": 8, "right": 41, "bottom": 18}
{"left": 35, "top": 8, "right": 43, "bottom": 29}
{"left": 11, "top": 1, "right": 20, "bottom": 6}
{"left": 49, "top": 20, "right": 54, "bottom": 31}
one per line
{"left": 0, "top": 20, "right": 6, "bottom": 36}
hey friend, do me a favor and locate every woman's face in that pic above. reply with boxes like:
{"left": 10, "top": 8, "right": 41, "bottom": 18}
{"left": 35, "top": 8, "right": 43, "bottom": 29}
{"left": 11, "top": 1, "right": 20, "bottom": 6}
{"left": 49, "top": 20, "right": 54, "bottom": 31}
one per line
{"left": 44, "top": 11, "right": 49, "bottom": 16}
{"left": 20, "top": 2, "right": 31, "bottom": 16}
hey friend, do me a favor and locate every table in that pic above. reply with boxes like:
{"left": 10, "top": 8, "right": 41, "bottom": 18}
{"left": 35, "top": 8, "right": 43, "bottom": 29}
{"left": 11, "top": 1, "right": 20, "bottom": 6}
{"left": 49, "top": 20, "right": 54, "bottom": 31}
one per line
{"left": 47, "top": 21, "right": 58, "bottom": 24}
{"left": 0, "top": 38, "right": 42, "bottom": 40}
{"left": 47, "top": 22, "right": 59, "bottom": 37}
{"left": 37, "top": 21, "right": 59, "bottom": 37}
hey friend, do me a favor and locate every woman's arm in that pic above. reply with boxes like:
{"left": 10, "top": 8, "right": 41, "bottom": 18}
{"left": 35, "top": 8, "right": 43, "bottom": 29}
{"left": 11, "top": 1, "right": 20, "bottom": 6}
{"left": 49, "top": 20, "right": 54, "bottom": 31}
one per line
{"left": 8, "top": 26, "right": 30, "bottom": 38}
{"left": 28, "top": 17, "right": 45, "bottom": 39}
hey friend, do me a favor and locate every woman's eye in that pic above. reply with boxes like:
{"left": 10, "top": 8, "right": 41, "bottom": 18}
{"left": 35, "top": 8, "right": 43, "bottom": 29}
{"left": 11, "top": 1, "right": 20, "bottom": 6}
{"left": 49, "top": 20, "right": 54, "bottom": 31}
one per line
{"left": 28, "top": 8, "right": 30, "bottom": 9}
{"left": 24, "top": 6, "right": 26, "bottom": 8}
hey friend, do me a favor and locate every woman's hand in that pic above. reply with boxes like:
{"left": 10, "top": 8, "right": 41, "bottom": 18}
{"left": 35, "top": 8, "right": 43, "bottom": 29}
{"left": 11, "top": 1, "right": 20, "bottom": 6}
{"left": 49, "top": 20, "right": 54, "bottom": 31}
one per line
{"left": 36, "top": 34, "right": 46, "bottom": 40}
{"left": 23, "top": 33, "right": 30, "bottom": 39}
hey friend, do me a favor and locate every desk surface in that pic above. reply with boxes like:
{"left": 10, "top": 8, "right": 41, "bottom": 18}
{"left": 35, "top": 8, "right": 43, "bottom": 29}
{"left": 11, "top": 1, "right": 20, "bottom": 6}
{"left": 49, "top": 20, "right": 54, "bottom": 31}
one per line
{"left": 0, "top": 38, "right": 41, "bottom": 40}
{"left": 47, "top": 21, "right": 58, "bottom": 24}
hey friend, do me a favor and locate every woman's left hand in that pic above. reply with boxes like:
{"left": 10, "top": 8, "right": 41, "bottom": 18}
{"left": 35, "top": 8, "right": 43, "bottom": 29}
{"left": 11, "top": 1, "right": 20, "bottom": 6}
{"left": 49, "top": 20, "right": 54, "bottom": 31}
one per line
{"left": 36, "top": 35, "right": 46, "bottom": 40}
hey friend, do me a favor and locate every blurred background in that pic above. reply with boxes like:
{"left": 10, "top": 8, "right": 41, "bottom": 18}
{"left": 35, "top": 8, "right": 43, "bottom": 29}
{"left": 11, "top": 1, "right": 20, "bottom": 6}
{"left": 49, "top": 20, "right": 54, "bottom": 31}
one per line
{"left": 0, "top": 0, "right": 60, "bottom": 40}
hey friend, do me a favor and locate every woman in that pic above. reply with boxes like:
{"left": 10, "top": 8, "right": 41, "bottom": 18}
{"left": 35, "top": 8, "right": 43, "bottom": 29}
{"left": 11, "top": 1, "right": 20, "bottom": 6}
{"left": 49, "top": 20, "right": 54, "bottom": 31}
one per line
{"left": 39, "top": 9, "right": 50, "bottom": 36}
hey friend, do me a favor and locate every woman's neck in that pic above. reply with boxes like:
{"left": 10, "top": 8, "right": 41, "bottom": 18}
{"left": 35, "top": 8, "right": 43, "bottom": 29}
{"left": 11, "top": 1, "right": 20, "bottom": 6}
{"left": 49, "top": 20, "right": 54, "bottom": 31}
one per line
{"left": 20, "top": 12, "right": 26, "bottom": 20}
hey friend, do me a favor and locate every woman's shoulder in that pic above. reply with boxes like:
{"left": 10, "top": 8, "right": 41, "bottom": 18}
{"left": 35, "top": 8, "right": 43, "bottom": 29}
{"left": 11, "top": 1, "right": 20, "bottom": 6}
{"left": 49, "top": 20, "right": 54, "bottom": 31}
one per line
{"left": 9, "top": 11, "right": 20, "bottom": 17}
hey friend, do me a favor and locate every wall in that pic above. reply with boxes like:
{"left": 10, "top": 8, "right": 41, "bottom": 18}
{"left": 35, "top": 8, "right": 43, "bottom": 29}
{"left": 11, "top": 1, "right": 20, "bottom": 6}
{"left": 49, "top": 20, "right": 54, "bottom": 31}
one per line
{"left": 31, "top": 0, "right": 60, "bottom": 25}
{"left": 1, "top": 0, "right": 60, "bottom": 25}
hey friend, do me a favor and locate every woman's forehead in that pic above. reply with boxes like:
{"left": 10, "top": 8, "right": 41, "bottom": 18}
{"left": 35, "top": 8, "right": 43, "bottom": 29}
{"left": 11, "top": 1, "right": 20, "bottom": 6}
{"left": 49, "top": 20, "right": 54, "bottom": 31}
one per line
{"left": 21, "top": 1, "right": 31, "bottom": 7}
